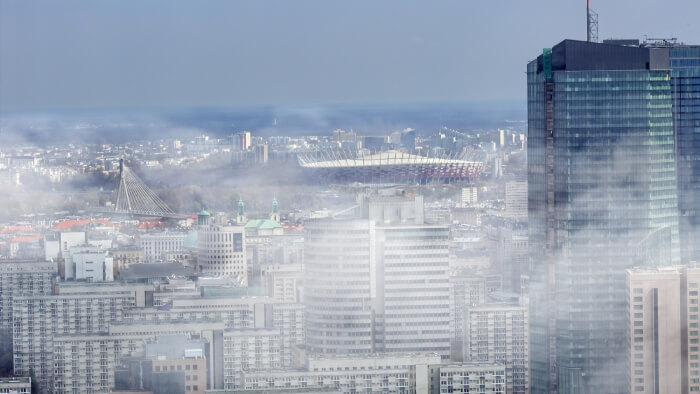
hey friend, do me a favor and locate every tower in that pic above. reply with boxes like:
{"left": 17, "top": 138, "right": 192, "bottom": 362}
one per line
{"left": 303, "top": 192, "right": 451, "bottom": 359}
{"left": 197, "top": 210, "right": 247, "bottom": 282}
{"left": 527, "top": 40, "right": 680, "bottom": 393}
{"left": 236, "top": 197, "right": 247, "bottom": 225}
{"left": 270, "top": 197, "right": 280, "bottom": 223}
{"left": 197, "top": 209, "right": 210, "bottom": 226}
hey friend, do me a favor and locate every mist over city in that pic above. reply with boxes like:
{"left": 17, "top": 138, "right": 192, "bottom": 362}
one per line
{"left": 1, "top": 1, "right": 699, "bottom": 394}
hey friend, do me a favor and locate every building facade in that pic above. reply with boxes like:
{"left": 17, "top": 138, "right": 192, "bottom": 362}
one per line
{"left": 467, "top": 303, "right": 529, "bottom": 394}
{"left": 504, "top": 181, "right": 527, "bottom": 221}
{"left": 197, "top": 223, "right": 247, "bottom": 282}
{"left": 304, "top": 192, "right": 451, "bottom": 359}
{"left": 139, "top": 232, "right": 187, "bottom": 262}
{"left": 527, "top": 40, "right": 681, "bottom": 393}
{"left": 668, "top": 45, "right": 700, "bottom": 264}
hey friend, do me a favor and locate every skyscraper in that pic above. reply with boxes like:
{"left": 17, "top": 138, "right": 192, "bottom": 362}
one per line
{"left": 668, "top": 45, "right": 700, "bottom": 264}
{"left": 303, "top": 191, "right": 451, "bottom": 359}
{"left": 527, "top": 40, "right": 681, "bottom": 393}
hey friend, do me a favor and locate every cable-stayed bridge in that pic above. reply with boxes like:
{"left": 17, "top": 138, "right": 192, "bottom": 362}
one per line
{"left": 114, "top": 159, "right": 177, "bottom": 217}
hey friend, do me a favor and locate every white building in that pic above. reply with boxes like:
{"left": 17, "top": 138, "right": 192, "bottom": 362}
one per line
{"left": 223, "top": 329, "right": 282, "bottom": 390}
{"left": 467, "top": 302, "right": 529, "bottom": 394}
{"left": 625, "top": 266, "right": 700, "bottom": 394}
{"left": 0, "top": 377, "right": 31, "bottom": 393}
{"left": 261, "top": 264, "right": 302, "bottom": 303}
{"left": 238, "top": 353, "right": 442, "bottom": 393}
{"left": 197, "top": 220, "right": 247, "bottom": 283}
{"left": 436, "top": 363, "right": 506, "bottom": 394}
{"left": 63, "top": 245, "right": 114, "bottom": 281}
{"left": 139, "top": 231, "right": 188, "bottom": 262}
{"left": 504, "top": 181, "right": 527, "bottom": 220}
{"left": 461, "top": 185, "right": 478, "bottom": 206}
{"left": 44, "top": 231, "right": 85, "bottom": 261}
{"left": 304, "top": 192, "right": 451, "bottom": 359}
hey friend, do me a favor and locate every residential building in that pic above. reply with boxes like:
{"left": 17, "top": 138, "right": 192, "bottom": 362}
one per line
{"left": 0, "top": 259, "right": 55, "bottom": 351}
{"left": 467, "top": 303, "right": 529, "bottom": 394}
{"left": 0, "top": 377, "right": 31, "bottom": 393}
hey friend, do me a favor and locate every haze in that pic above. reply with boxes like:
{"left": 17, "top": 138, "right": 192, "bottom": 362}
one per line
{"left": 2, "top": 0, "right": 699, "bottom": 112}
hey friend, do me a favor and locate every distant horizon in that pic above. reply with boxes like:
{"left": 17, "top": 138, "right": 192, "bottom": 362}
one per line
{"left": 0, "top": 98, "right": 527, "bottom": 116}
{"left": 0, "top": 100, "right": 527, "bottom": 146}
{"left": 2, "top": 0, "right": 698, "bottom": 112}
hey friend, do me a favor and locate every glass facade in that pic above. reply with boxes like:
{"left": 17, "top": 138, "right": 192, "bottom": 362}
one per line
{"left": 528, "top": 40, "right": 680, "bottom": 394}
{"left": 670, "top": 46, "right": 700, "bottom": 263}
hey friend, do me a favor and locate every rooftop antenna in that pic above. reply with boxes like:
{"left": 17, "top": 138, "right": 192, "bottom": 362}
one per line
{"left": 587, "top": 0, "right": 598, "bottom": 43}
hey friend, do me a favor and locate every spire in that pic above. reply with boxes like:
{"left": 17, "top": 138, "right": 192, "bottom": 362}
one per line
{"left": 270, "top": 196, "right": 280, "bottom": 222}
{"left": 272, "top": 196, "right": 279, "bottom": 214}
{"left": 237, "top": 196, "right": 245, "bottom": 216}
{"left": 236, "top": 196, "right": 247, "bottom": 225}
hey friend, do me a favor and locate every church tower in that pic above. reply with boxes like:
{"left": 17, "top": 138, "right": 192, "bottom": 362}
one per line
{"left": 270, "top": 197, "right": 280, "bottom": 223}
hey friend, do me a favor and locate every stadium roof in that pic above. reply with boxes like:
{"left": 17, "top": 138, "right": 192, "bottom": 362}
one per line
{"left": 298, "top": 150, "right": 482, "bottom": 168}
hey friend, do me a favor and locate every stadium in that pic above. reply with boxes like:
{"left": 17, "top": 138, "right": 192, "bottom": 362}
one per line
{"left": 297, "top": 150, "right": 484, "bottom": 184}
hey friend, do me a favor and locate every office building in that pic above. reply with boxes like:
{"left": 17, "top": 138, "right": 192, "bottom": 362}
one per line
{"left": 304, "top": 191, "right": 451, "bottom": 359}
{"left": 504, "top": 181, "right": 527, "bottom": 221}
{"left": 63, "top": 245, "right": 114, "bottom": 281}
{"left": 44, "top": 231, "right": 85, "bottom": 261}
{"left": 139, "top": 232, "right": 188, "bottom": 262}
{"left": 626, "top": 267, "right": 684, "bottom": 394}
{"left": 527, "top": 40, "right": 680, "bottom": 393}
{"left": 197, "top": 215, "right": 247, "bottom": 283}
{"left": 668, "top": 45, "right": 700, "bottom": 264}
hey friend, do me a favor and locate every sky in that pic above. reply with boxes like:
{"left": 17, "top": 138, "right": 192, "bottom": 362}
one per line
{"left": 1, "top": 0, "right": 699, "bottom": 112}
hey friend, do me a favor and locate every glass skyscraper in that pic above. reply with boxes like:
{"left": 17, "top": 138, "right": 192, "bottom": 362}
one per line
{"left": 527, "top": 40, "right": 681, "bottom": 394}
{"left": 669, "top": 45, "right": 700, "bottom": 264}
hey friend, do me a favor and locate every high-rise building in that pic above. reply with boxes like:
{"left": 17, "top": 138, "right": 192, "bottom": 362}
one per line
{"left": 668, "top": 45, "right": 700, "bottom": 264}
{"left": 624, "top": 266, "right": 700, "bottom": 393}
{"left": 626, "top": 267, "right": 684, "bottom": 394}
{"left": 304, "top": 191, "right": 451, "bottom": 359}
{"left": 467, "top": 302, "right": 529, "bottom": 394}
{"left": 461, "top": 184, "right": 478, "bottom": 206}
{"left": 253, "top": 144, "right": 269, "bottom": 164}
{"left": 527, "top": 40, "right": 681, "bottom": 393}
{"left": 505, "top": 181, "right": 528, "bottom": 221}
